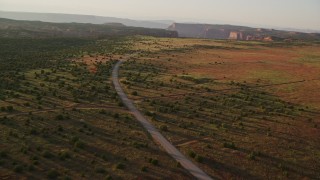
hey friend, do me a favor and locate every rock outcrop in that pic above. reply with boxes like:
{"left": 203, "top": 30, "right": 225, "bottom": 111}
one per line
{"left": 168, "top": 23, "right": 320, "bottom": 41}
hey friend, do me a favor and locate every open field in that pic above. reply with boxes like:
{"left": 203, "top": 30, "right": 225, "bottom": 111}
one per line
{"left": 0, "top": 37, "right": 191, "bottom": 179}
{"left": 119, "top": 36, "right": 320, "bottom": 179}
{"left": 1, "top": 34, "right": 319, "bottom": 179}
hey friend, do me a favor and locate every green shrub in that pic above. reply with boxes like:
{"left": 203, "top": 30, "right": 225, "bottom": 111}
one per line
{"left": 223, "top": 142, "right": 236, "bottom": 150}
{"left": 195, "top": 155, "right": 204, "bottom": 163}
{"left": 59, "top": 151, "right": 71, "bottom": 160}
{"left": 188, "top": 150, "right": 196, "bottom": 158}
{"left": 95, "top": 167, "right": 107, "bottom": 174}
{"left": 145, "top": 111, "right": 154, "bottom": 116}
{"left": 70, "top": 136, "right": 79, "bottom": 144}
{"left": 105, "top": 175, "right": 112, "bottom": 180}
{"left": 99, "top": 109, "right": 107, "bottom": 114}
{"left": 159, "top": 125, "right": 168, "bottom": 131}
{"left": 248, "top": 153, "right": 255, "bottom": 160}
{"left": 150, "top": 159, "right": 158, "bottom": 166}
{"left": 118, "top": 102, "right": 124, "bottom": 107}
{"left": 63, "top": 176, "right": 72, "bottom": 180}
{"left": 74, "top": 140, "right": 85, "bottom": 149}
{"left": 47, "top": 169, "right": 60, "bottom": 179}
{"left": 0, "top": 151, "right": 7, "bottom": 158}
{"left": 113, "top": 113, "right": 119, "bottom": 119}
{"left": 30, "top": 128, "right": 39, "bottom": 135}
{"left": 115, "top": 163, "right": 125, "bottom": 170}
{"left": 33, "top": 160, "right": 39, "bottom": 165}
{"left": 27, "top": 164, "right": 35, "bottom": 171}
{"left": 57, "top": 125, "right": 64, "bottom": 132}
{"left": 55, "top": 114, "right": 64, "bottom": 120}
{"left": 6, "top": 106, "right": 14, "bottom": 112}
{"left": 42, "top": 150, "right": 54, "bottom": 159}
{"left": 141, "top": 166, "right": 147, "bottom": 172}
{"left": 13, "top": 165, "right": 24, "bottom": 173}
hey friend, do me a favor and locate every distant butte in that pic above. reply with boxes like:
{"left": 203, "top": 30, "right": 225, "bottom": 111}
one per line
{"left": 168, "top": 23, "right": 320, "bottom": 41}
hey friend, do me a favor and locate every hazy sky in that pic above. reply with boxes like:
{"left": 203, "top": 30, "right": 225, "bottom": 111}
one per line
{"left": 1, "top": 0, "right": 320, "bottom": 30}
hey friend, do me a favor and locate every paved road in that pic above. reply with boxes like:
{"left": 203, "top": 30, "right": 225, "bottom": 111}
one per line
{"left": 112, "top": 60, "right": 213, "bottom": 180}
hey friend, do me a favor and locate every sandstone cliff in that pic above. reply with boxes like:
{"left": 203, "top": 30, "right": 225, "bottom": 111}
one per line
{"left": 168, "top": 23, "right": 320, "bottom": 41}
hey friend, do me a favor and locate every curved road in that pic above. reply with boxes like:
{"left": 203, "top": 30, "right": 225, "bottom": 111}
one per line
{"left": 112, "top": 60, "right": 213, "bottom": 180}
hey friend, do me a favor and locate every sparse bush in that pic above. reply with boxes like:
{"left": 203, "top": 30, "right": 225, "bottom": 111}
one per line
{"left": 30, "top": 128, "right": 39, "bottom": 135}
{"left": 59, "top": 151, "right": 71, "bottom": 160}
{"left": 74, "top": 140, "right": 85, "bottom": 149}
{"left": 159, "top": 125, "right": 168, "bottom": 131}
{"left": 13, "top": 165, "right": 24, "bottom": 173}
{"left": 118, "top": 102, "right": 124, "bottom": 107}
{"left": 95, "top": 167, "right": 107, "bottom": 174}
{"left": 141, "top": 166, "right": 147, "bottom": 172}
{"left": 113, "top": 113, "right": 119, "bottom": 119}
{"left": 0, "top": 151, "right": 7, "bottom": 158}
{"left": 57, "top": 125, "right": 63, "bottom": 132}
{"left": 6, "top": 106, "right": 14, "bottom": 112}
{"left": 55, "top": 114, "right": 64, "bottom": 120}
{"left": 105, "top": 175, "right": 112, "bottom": 180}
{"left": 248, "top": 152, "right": 256, "bottom": 160}
{"left": 145, "top": 111, "right": 153, "bottom": 116}
{"left": 63, "top": 176, "right": 72, "bottom": 180}
{"left": 33, "top": 160, "right": 39, "bottom": 165}
{"left": 115, "top": 163, "right": 125, "bottom": 169}
{"left": 24, "top": 103, "right": 30, "bottom": 107}
{"left": 195, "top": 155, "right": 204, "bottom": 163}
{"left": 27, "top": 164, "right": 35, "bottom": 171}
{"left": 70, "top": 136, "right": 79, "bottom": 144}
{"left": 101, "top": 154, "right": 108, "bottom": 161}
{"left": 42, "top": 150, "right": 54, "bottom": 159}
{"left": 47, "top": 169, "right": 60, "bottom": 179}
{"left": 188, "top": 150, "right": 196, "bottom": 158}
{"left": 132, "top": 141, "right": 147, "bottom": 148}
{"left": 150, "top": 159, "right": 158, "bottom": 166}
{"left": 99, "top": 109, "right": 107, "bottom": 114}
{"left": 223, "top": 142, "right": 236, "bottom": 150}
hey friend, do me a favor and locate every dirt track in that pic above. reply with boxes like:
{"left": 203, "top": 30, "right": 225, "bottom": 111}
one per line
{"left": 112, "top": 60, "right": 213, "bottom": 180}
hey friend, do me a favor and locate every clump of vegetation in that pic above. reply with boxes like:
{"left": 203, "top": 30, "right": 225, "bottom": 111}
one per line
{"left": 95, "top": 167, "right": 107, "bottom": 174}
{"left": 55, "top": 114, "right": 64, "bottom": 120}
{"left": 74, "top": 140, "right": 85, "bottom": 149}
{"left": 115, "top": 163, "right": 125, "bottom": 170}
{"left": 59, "top": 151, "right": 71, "bottom": 160}
{"left": 149, "top": 158, "right": 159, "bottom": 166}
{"left": 188, "top": 150, "right": 196, "bottom": 158}
{"left": 13, "top": 164, "right": 24, "bottom": 173}
{"left": 223, "top": 142, "right": 236, "bottom": 150}
{"left": 105, "top": 175, "right": 113, "bottom": 180}
{"left": 159, "top": 125, "right": 168, "bottom": 131}
{"left": 0, "top": 151, "right": 8, "bottom": 158}
{"left": 195, "top": 155, "right": 204, "bottom": 163}
{"left": 141, "top": 166, "right": 148, "bottom": 172}
{"left": 248, "top": 152, "right": 256, "bottom": 160}
{"left": 42, "top": 150, "right": 54, "bottom": 159}
{"left": 176, "top": 162, "right": 182, "bottom": 168}
{"left": 47, "top": 169, "right": 60, "bottom": 179}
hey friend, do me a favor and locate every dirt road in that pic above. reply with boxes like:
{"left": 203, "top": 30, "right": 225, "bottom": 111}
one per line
{"left": 112, "top": 60, "right": 213, "bottom": 180}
